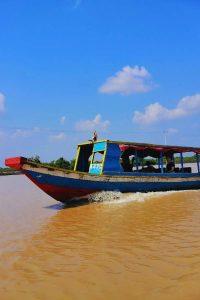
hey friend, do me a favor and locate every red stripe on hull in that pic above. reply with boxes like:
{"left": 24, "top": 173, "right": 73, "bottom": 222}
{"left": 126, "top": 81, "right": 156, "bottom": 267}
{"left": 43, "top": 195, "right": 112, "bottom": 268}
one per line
{"left": 25, "top": 173, "right": 95, "bottom": 202}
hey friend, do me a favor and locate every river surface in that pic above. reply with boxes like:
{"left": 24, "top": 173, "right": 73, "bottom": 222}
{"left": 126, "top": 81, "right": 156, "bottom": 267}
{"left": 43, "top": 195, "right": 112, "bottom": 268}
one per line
{"left": 0, "top": 175, "right": 200, "bottom": 300}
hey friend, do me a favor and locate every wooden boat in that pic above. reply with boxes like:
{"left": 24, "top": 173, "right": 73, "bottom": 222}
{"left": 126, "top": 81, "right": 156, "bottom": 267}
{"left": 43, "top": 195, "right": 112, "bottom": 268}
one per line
{"left": 5, "top": 140, "right": 200, "bottom": 203}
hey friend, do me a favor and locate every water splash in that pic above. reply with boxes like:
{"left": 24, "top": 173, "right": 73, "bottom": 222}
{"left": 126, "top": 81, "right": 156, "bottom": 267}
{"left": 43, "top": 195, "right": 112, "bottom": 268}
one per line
{"left": 89, "top": 191, "right": 122, "bottom": 203}
{"left": 88, "top": 190, "right": 193, "bottom": 205}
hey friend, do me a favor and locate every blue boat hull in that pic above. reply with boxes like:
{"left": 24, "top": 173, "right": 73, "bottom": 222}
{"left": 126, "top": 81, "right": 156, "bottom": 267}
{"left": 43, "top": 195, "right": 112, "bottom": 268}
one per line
{"left": 25, "top": 169, "right": 200, "bottom": 202}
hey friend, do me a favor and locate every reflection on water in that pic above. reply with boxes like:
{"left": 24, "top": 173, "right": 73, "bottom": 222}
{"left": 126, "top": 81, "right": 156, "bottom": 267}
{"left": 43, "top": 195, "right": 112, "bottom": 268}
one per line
{"left": 0, "top": 175, "right": 200, "bottom": 300}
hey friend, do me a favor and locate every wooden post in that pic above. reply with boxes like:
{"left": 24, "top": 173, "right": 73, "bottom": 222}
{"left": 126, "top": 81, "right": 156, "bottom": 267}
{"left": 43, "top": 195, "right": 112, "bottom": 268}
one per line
{"left": 196, "top": 153, "right": 200, "bottom": 173}
{"left": 180, "top": 152, "right": 184, "bottom": 172}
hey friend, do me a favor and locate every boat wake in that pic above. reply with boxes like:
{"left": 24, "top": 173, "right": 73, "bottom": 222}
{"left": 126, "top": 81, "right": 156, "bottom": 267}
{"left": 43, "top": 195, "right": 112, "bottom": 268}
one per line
{"left": 88, "top": 190, "right": 196, "bottom": 205}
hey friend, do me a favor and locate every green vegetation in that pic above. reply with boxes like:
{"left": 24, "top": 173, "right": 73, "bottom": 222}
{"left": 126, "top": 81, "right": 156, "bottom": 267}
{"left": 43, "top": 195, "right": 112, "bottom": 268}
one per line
{"left": 0, "top": 167, "right": 21, "bottom": 175}
{"left": 29, "top": 156, "right": 75, "bottom": 170}
{"left": 29, "top": 155, "right": 41, "bottom": 164}
{"left": 174, "top": 155, "right": 197, "bottom": 163}
{"left": 135, "top": 155, "right": 198, "bottom": 166}
{"left": 0, "top": 155, "right": 75, "bottom": 175}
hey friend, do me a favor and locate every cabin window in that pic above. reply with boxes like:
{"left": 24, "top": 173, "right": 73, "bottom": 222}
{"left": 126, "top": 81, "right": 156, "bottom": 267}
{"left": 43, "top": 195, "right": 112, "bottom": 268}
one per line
{"left": 75, "top": 144, "right": 93, "bottom": 172}
{"left": 120, "top": 150, "right": 159, "bottom": 172}
{"left": 174, "top": 152, "right": 196, "bottom": 173}
{"left": 120, "top": 152, "right": 133, "bottom": 172}
{"left": 183, "top": 152, "right": 195, "bottom": 173}
{"left": 120, "top": 149, "right": 172, "bottom": 173}
{"left": 125, "top": 151, "right": 197, "bottom": 174}
{"left": 92, "top": 151, "right": 104, "bottom": 164}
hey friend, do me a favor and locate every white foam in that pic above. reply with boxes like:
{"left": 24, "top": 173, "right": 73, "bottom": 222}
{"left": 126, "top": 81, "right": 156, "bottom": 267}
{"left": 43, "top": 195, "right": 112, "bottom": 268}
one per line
{"left": 88, "top": 190, "right": 195, "bottom": 205}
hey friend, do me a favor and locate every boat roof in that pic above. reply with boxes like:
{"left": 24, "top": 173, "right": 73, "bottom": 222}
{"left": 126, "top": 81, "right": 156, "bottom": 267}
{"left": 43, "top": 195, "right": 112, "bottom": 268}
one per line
{"left": 78, "top": 139, "right": 200, "bottom": 154}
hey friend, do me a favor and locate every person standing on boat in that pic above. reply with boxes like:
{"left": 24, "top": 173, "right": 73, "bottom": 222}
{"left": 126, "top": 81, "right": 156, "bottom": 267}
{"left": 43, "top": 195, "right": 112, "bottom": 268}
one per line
{"left": 92, "top": 131, "right": 98, "bottom": 142}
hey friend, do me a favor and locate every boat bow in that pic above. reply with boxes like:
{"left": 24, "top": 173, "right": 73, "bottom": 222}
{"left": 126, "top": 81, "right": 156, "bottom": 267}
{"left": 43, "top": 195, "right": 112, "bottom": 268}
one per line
{"left": 5, "top": 157, "right": 27, "bottom": 171}
{"left": 5, "top": 156, "right": 96, "bottom": 202}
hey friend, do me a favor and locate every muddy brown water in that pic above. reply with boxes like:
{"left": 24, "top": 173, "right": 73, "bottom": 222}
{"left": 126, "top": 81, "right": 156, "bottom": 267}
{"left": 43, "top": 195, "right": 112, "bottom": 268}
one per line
{"left": 0, "top": 175, "right": 200, "bottom": 300}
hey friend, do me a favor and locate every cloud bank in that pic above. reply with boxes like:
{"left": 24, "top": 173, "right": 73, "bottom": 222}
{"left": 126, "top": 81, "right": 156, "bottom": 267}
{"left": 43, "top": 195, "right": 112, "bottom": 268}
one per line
{"left": 99, "top": 66, "right": 155, "bottom": 95}
{"left": 76, "top": 114, "right": 110, "bottom": 131}
{"left": 133, "top": 94, "right": 200, "bottom": 125}
{"left": 50, "top": 132, "right": 67, "bottom": 142}
{"left": 11, "top": 127, "right": 40, "bottom": 138}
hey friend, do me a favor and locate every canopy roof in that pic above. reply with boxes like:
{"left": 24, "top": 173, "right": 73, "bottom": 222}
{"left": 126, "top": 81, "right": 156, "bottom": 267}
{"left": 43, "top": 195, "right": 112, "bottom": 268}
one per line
{"left": 78, "top": 140, "right": 200, "bottom": 154}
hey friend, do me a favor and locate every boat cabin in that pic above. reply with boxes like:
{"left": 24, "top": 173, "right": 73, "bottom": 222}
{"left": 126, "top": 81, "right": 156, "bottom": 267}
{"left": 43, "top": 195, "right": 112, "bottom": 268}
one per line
{"left": 74, "top": 140, "right": 200, "bottom": 175}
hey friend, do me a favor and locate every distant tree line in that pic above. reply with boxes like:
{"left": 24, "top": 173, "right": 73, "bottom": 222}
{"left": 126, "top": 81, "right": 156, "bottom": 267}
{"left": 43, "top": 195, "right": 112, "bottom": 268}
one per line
{"left": 174, "top": 155, "right": 197, "bottom": 163}
{"left": 0, "top": 156, "right": 75, "bottom": 174}
{"left": 29, "top": 154, "right": 198, "bottom": 169}
{"left": 29, "top": 155, "right": 75, "bottom": 170}
{"left": 0, "top": 167, "right": 21, "bottom": 175}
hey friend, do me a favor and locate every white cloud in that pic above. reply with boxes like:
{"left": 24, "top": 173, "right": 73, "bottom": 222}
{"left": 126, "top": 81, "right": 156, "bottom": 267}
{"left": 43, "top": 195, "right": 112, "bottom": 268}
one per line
{"left": 11, "top": 127, "right": 40, "bottom": 138}
{"left": 32, "top": 126, "right": 40, "bottom": 133}
{"left": 12, "top": 129, "right": 31, "bottom": 138}
{"left": 133, "top": 94, "right": 200, "bottom": 125}
{"left": 49, "top": 132, "right": 66, "bottom": 142}
{"left": 0, "top": 93, "right": 5, "bottom": 112}
{"left": 99, "top": 65, "right": 155, "bottom": 95}
{"left": 60, "top": 116, "right": 66, "bottom": 125}
{"left": 166, "top": 128, "right": 179, "bottom": 134}
{"left": 75, "top": 114, "right": 110, "bottom": 131}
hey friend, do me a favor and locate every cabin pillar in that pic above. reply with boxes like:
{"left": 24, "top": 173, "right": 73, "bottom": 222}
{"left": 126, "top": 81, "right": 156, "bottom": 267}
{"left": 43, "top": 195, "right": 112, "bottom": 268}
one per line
{"left": 180, "top": 153, "right": 184, "bottom": 172}
{"left": 160, "top": 152, "right": 164, "bottom": 173}
{"left": 135, "top": 150, "right": 139, "bottom": 171}
{"left": 196, "top": 153, "right": 200, "bottom": 173}
{"left": 157, "top": 157, "right": 160, "bottom": 170}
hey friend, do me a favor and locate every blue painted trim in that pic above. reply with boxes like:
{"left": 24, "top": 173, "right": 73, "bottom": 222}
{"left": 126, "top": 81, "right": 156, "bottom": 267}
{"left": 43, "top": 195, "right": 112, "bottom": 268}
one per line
{"left": 93, "top": 142, "right": 107, "bottom": 152}
{"left": 103, "top": 171, "right": 200, "bottom": 178}
{"left": 180, "top": 153, "right": 184, "bottom": 172}
{"left": 160, "top": 152, "right": 164, "bottom": 173}
{"left": 157, "top": 157, "right": 160, "bottom": 169}
{"left": 103, "top": 143, "right": 122, "bottom": 173}
{"left": 89, "top": 163, "right": 102, "bottom": 175}
{"left": 135, "top": 150, "right": 139, "bottom": 171}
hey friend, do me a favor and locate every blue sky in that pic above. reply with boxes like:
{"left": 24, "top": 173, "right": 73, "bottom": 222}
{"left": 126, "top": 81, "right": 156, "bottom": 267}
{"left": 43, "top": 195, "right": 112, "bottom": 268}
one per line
{"left": 0, "top": 0, "right": 200, "bottom": 165}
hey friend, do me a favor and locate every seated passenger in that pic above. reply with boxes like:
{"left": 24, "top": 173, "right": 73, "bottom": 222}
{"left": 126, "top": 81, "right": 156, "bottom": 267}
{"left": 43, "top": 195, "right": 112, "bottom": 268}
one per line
{"left": 166, "top": 161, "right": 175, "bottom": 172}
{"left": 142, "top": 161, "right": 156, "bottom": 172}
{"left": 120, "top": 156, "right": 133, "bottom": 172}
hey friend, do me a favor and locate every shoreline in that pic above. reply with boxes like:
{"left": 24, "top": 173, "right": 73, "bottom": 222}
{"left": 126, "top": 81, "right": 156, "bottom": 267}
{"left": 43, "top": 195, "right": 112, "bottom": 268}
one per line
{"left": 0, "top": 171, "right": 22, "bottom": 176}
